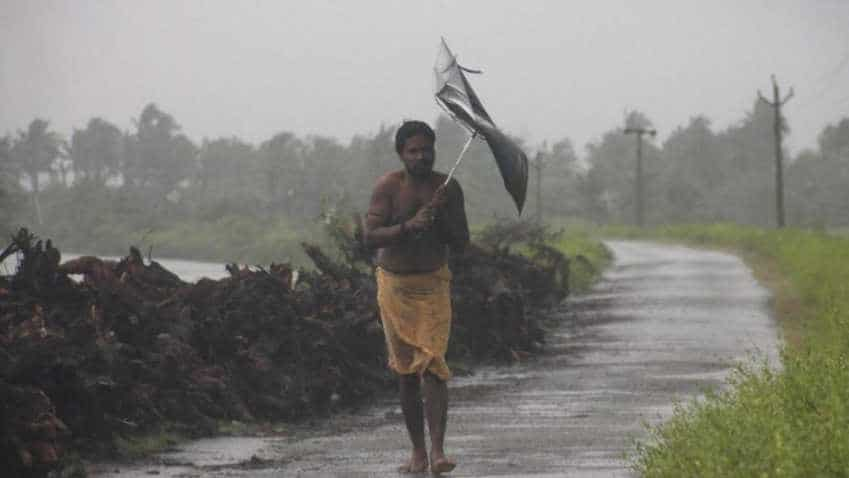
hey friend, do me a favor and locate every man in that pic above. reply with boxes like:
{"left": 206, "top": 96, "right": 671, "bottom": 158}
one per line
{"left": 363, "top": 120, "right": 469, "bottom": 474}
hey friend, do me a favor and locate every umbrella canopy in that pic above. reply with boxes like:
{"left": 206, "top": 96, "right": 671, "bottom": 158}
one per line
{"left": 434, "top": 38, "right": 529, "bottom": 214}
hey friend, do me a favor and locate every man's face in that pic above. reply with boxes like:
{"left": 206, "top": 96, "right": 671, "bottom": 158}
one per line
{"left": 399, "top": 134, "right": 435, "bottom": 178}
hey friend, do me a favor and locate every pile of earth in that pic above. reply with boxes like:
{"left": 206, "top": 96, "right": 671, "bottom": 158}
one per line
{"left": 0, "top": 221, "right": 569, "bottom": 477}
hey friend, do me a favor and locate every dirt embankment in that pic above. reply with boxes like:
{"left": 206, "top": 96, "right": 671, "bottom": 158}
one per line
{"left": 0, "top": 223, "right": 569, "bottom": 477}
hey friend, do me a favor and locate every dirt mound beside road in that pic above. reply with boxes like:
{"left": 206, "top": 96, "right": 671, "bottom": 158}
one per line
{"left": 0, "top": 224, "right": 568, "bottom": 477}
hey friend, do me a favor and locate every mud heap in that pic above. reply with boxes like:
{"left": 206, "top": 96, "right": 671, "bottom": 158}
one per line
{"left": 0, "top": 223, "right": 569, "bottom": 477}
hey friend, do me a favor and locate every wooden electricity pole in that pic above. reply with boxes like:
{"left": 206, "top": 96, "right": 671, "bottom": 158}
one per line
{"left": 758, "top": 74, "right": 794, "bottom": 228}
{"left": 623, "top": 127, "right": 656, "bottom": 227}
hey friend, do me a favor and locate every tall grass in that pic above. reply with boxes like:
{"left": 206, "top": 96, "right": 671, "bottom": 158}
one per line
{"left": 549, "top": 229, "right": 612, "bottom": 293}
{"left": 629, "top": 224, "right": 849, "bottom": 477}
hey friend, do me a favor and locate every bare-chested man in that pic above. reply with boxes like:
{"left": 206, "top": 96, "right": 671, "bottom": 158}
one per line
{"left": 363, "top": 120, "right": 469, "bottom": 474}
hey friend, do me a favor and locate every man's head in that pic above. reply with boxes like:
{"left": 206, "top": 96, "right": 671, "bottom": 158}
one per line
{"left": 395, "top": 120, "right": 436, "bottom": 178}
{"left": 395, "top": 120, "right": 435, "bottom": 154}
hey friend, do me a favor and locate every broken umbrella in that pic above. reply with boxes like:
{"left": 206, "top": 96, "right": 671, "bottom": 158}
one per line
{"left": 434, "top": 38, "right": 529, "bottom": 214}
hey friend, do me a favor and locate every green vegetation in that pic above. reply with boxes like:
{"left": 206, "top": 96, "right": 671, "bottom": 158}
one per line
{"left": 5, "top": 104, "right": 847, "bottom": 257}
{"left": 96, "top": 214, "right": 321, "bottom": 266}
{"left": 548, "top": 228, "right": 611, "bottom": 293}
{"left": 626, "top": 224, "right": 849, "bottom": 477}
{"left": 112, "top": 428, "right": 184, "bottom": 459}
{"left": 40, "top": 211, "right": 330, "bottom": 267}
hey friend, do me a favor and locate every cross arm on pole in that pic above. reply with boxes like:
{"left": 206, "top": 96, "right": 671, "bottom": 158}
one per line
{"left": 623, "top": 128, "right": 657, "bottom": 137}
{"left": 758, "top": 90, "right": 776, "bottom": 106}
{"left": 781, "top": 87, "right": 795, "bottom": 105}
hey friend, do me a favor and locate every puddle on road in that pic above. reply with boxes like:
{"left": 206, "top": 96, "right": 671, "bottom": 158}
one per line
{"left": 159, "top": 436, "right": 274, "bottom": 467}
{"left": 515, "top": 389, "right": 639, "bottom": 397}
{"left": 89, "top": 436, "right": 275, "bottom": 478}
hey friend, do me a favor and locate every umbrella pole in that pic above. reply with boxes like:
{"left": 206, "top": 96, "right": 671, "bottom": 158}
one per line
{"left": 444, "top": 131, "right": 477, "bottom": 186}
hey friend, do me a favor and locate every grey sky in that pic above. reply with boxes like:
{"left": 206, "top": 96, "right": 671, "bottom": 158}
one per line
{"left": 2, "top": 0, "right": 848, "bottom": 157}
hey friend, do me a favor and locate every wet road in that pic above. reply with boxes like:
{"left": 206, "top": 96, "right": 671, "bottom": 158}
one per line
{"left": 92, "top": 241, "right": 780, "bottom": 477}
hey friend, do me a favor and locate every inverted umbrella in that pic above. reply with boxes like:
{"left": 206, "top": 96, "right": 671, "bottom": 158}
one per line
{"left": 434, "top": 38, "right": 529, "bottom": 214}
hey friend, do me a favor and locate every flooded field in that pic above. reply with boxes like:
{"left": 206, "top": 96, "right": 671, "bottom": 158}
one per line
{"left": 1, "top": 253, "right": 229, "bottom": 283}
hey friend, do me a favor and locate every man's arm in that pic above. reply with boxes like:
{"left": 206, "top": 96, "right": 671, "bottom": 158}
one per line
{"left": 363, "top": 176, "right": 403, "bottom": 249}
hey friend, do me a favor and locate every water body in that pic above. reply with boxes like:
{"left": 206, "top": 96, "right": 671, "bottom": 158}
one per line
{"left": 1, "top": 253, "right": 229, "bottom": 283}
{"left": 90, "top": 241, "right": 780, "bottom": 477}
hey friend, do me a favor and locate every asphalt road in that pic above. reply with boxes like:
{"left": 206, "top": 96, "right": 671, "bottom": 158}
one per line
{"left": 92, "top": 240, "right": 780, "bottom": 478}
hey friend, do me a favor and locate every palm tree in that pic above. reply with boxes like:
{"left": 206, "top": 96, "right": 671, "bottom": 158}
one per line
{"left": 70, "top": 117, "right": 124, "bottom": 185}
{"left": 12, "top": 119, "right": 64, "bottom": 225}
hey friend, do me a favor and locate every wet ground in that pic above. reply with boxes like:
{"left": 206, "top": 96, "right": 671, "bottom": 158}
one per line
{"left": 90, "top": 240, "right": 780, "bottom": 477}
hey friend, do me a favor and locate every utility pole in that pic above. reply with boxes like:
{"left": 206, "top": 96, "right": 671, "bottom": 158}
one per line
{"left": 758, "top": 74, "right": 794, "bottom": 228}
{"left": 623, "top": 127, "right": 656, "bottom": 227}
{"left": 531, "top": 150, "right": 546, "bottom": 225}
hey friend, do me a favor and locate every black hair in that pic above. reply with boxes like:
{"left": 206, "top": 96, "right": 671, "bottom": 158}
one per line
{"left": 394, "top": 120, "right": 435, "bottom": 154}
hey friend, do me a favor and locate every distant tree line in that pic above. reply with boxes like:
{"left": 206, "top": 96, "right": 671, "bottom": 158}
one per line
{"left": 1, "top": 101, "right": 848, "bottom": 243}
{"left": 583, "top": 106, "right": 849, "bottom": 228}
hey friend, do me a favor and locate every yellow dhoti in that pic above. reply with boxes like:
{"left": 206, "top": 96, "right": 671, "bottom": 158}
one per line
{"left": 376, "top": 265, "right": 453, "bottom": 381}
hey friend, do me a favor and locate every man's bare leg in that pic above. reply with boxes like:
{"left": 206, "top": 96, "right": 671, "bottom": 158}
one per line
{"left": 399, "top": 374, "right": 428, "bottom": 472}
{"left": 422, "top": 372, "right": 455, "bottom": 473}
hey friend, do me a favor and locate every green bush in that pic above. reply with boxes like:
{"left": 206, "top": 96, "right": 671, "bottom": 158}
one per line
{"left": 549, "top": 229, "right": 611, "bottom": 293}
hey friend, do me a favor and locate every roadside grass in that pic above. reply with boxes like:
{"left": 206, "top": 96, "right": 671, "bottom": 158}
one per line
{"left": 618, "top": 224, "right": 849, "bottom": 477}
{"left": 112, "top": 427, "right": 185, "bottom": 459}
{"left": 548, "top": 229, "right": 612, "bottom": 293}
{"left": 472, "top": 219, "right": 612, "bottom": 294}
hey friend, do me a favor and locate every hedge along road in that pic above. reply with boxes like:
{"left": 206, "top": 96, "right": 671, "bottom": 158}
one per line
{"left": 93, "top": 240, "right": 780, "bottom": 477}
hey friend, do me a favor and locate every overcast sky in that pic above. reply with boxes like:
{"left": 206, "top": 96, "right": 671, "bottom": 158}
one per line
{"left": 2, "top": 1, "right": 848, "bottom": 157}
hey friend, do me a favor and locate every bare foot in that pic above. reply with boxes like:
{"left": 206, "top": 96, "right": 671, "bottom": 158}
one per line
{"left": 397, "top": 461, "right": 428, "bottom": 473}
{"left": 430, "top": 456, "right": 456, "bottom": 474}
{"left": 398, "top": 450, "right": 428, "bottom": 473}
